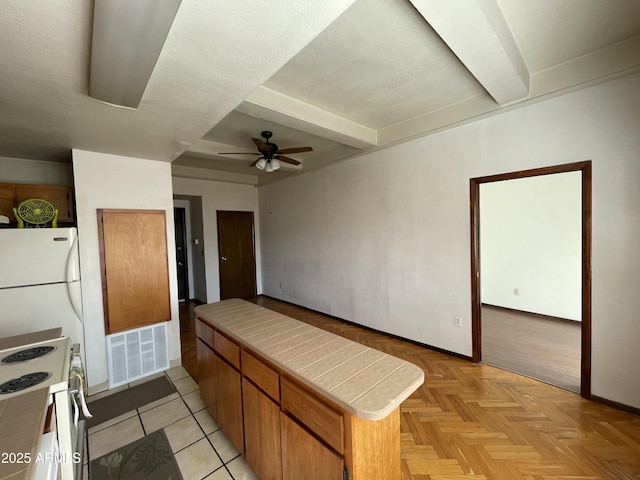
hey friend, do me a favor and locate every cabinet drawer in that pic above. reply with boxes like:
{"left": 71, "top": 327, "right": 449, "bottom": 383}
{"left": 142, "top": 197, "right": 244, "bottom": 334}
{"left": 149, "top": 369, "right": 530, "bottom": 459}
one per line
{"left": 214, "top": 331, "right": 240, "bottom": 369}
{"left": 195, "top": 318, "right": 214, "bottom": 349}
{"left": 281, "top": 378, "right": 343, "bottom": 454}
{"left": 242, "top": 350, "right": 280, "bottom": 402}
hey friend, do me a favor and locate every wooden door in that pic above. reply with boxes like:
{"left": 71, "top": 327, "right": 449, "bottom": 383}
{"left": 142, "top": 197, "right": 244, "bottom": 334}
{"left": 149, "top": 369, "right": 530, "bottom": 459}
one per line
{"left": 281, "top": 413, "right": 343, "bottom": 480}
{"left": 173, "top": 207, "right": 189, "bottom": 301}
{"left": 243, "top": 381, "right": 282, "bottom": 480}
{"left": 217, "top": 211, "right": 257, "bottom": 300}
{"left": 215, "top": 355, "right": 244, "bottom": 453}
{"left": 98, "top": 209, "right": 171, "bottom": 334}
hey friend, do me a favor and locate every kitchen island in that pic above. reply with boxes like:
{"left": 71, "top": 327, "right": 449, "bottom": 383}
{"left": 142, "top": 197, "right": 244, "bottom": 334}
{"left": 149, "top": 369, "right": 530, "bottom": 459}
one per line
{"left": 195, "top": 298, "right": 424, "bottom": 480}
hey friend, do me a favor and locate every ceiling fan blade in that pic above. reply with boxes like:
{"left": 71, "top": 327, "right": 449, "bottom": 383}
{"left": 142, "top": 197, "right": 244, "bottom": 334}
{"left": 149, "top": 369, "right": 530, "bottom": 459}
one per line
{"left": 218, "top": 152, "right": 262, "bottom": 155}
{"left": 249, "top": 157, "right": 264, "bottom": 167}
{"left": 275, "top": 155, "right": 301, "bottom": 166}
{"left": 252, "top": 138, "right": 268, "bottom": 153}
{"left": 277, "top": 146, "right": 313, "bottom": 154}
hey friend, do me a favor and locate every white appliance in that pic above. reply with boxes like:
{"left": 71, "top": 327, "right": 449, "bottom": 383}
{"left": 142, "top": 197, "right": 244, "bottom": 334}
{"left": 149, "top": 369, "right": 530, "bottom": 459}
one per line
{"left": 0, "top": 228, "right": 84, "bottom": 350}
{"left": 0, "top": 336, "right": 88, "bottom": 480}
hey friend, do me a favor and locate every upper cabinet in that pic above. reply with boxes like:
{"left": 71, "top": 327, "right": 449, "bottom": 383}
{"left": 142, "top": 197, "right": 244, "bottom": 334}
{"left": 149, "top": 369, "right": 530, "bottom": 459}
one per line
{"left": 97, "top": 209, "right": 171, "bottom": 334}
{"left": 0, "top": 182, "right": 75, "bottom": 224}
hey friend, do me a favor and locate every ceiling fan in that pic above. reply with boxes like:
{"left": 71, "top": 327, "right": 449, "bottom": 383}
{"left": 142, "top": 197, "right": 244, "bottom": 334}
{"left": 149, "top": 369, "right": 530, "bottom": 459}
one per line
{"left": 218, "top": 131, "right": 313, "bottom": 172}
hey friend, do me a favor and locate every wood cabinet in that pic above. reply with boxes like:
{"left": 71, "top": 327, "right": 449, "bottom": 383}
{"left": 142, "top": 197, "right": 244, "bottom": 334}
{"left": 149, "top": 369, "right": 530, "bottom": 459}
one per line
{"left": 0, "top": 185, "right": 15, "bottom": 222}
{"left": 195, "top": 316, "right": 399, "bottom": 480}
{"left": 281, "top": 378, "right": 343, "bottom": 454}
{"left": 196, "top": 338, "right": 217, "bottom": 420}
{"left": 212, "top": 329, "right": 244, "bottom": 453}
{"left": 215, "top": 355, "right": 244, "bottom": 453}
{"left": 0, "top": 182, "right": 75, "bottom": 224}
{"left": 97, "top": 209, "right": 171, "bottom": 334}
{"left": 243, "top": 380, "right": 282, "bottom": 480}
{"left": 281, "top": 413, "right": 344, "bottom": 480}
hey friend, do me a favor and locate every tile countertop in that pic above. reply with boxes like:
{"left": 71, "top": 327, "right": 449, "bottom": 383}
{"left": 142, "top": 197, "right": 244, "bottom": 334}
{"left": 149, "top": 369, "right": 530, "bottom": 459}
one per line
{"left": 0, "top": 388, "right": 49, "bottom": 480}
{"left": 194, "top": 299, "right": 425, "bottom": 421}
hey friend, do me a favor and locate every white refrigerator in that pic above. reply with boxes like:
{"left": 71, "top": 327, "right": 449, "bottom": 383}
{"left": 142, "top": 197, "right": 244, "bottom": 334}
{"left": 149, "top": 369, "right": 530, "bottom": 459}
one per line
{"left": 0, "top": 227, "right": 84, "bottom": 348}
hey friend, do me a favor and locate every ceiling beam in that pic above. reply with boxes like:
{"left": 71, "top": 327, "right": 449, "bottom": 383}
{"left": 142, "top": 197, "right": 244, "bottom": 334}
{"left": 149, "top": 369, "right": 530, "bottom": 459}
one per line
{"left": 237, "top": 86, "right": 377, "bottom": 149}
{"left": 409, "top": 0, "right": 529, "bottom": 105}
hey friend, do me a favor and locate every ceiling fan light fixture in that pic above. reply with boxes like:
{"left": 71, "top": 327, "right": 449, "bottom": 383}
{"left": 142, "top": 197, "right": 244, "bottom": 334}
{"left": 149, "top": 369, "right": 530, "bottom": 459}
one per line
{"left": 270, "top": 159, "right": 281, "bottom": 171}
{"left": 256, "top": 158, "right": 267, "bottom": 170}
{"left": 265, "top": 161, "right": 274, "bottom": 173}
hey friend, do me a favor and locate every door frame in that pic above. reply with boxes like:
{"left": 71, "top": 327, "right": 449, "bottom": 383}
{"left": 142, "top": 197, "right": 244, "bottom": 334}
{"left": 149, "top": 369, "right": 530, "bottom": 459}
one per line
{"left": 470, "top": 160, "right": 592, "bottom": 398}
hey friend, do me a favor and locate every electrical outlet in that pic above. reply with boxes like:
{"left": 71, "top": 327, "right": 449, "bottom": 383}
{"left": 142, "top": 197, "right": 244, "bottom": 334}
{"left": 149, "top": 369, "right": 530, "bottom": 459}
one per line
{"left": 454, "top": 316, "right": 462, "bottom": 328}
{"left": 513, "top": 288, "right": 520, "bottom": 295}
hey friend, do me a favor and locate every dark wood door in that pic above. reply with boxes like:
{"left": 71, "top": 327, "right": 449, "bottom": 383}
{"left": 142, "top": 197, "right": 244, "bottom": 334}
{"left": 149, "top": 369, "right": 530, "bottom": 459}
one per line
{"left": 217, "top": 211, "right": 257, "bottom": 300}
{"left": 174, "top": 207, "right": 189, "bottom": 301}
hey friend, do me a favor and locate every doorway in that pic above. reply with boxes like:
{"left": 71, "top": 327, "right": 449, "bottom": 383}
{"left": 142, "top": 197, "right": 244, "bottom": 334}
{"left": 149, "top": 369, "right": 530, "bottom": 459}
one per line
{"left": 217, "top": 211, "right": 257, "bottom": 300}
{"left": 173, "top": 196, "right": 207, "bottom": 303}
{"left": 174, "top": 207, "right": 189, "bottom": 302}
{"left": 470, "top": 161, "right": 592, "bottom": 398}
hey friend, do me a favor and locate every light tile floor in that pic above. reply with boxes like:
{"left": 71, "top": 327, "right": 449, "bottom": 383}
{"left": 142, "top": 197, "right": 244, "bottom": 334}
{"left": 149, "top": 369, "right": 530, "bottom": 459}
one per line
{"left": 85, "top": 366, "right": 258, "bottom": 480}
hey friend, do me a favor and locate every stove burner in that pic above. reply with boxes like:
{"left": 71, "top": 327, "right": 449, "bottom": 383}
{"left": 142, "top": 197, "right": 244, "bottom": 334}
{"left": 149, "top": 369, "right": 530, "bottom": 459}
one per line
{"left": 1, "top": 346, "right": 56, "bottom": 364}
{"left": 0, "top": 372, "right": 52, "bottom": 394}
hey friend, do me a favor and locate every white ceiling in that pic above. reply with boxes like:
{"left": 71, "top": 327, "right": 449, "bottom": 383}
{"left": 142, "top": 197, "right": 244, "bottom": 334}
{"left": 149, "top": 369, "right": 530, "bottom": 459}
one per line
{"left": 2, "top": 0, "right": 640, "bottom": 185}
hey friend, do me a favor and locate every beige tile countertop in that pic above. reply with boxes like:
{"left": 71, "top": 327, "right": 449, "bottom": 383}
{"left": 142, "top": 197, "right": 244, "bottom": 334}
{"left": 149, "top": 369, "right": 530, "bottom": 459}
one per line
{"left": 0, "top": 388, "right": 49, "bottom": 480}
{"left": 195, "top": 299, "right": 424, "bottom": 421}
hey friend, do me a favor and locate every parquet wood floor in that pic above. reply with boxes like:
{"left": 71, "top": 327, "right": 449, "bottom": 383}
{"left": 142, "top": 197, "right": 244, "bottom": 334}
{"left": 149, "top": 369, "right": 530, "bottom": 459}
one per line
{"left": 246, "top": 296, "right": 640, "bottom": 480}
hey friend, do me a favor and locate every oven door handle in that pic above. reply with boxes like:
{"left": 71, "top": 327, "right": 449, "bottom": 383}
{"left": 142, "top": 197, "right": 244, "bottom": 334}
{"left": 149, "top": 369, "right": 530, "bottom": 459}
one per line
{"left": 71, "top": 393, "right": 79, "bottom": 427}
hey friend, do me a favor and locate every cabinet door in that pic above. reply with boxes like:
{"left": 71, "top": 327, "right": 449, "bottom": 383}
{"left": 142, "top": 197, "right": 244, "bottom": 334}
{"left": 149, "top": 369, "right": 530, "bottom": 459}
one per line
{"left": 215, "top": 356, "right": 244, "bottom": 453}
{"left": 15, "top": 185, "right": 74, "bottom": 223}
{"left": 196, "top": 338, "right": 218, "bottom": 420}
{"left": 243, "top": 381, "right": 281, "bottom": 480}
{"left": 0, "top": 185, "right": 16, "bottom": 222}
{"left": 281, "top": 413, "right": 343, "bottom": 480}
{"left": 97, "top": 209, "right": 171, "bottom": 334}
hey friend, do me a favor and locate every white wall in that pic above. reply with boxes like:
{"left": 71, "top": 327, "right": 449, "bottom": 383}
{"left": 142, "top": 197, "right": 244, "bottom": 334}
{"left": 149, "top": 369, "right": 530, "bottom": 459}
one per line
{"left": 73, "top": 150, "right": 181, "bottom": 391}
{"left": 0, "top": 156, "right": 73, "bottom": 185}
{"left": 480, "top": 172, "right": 582, "bottom": 320}
{"left": 259, "top": 72, "right": 640, "bottom": 409}
{"left": 172, "top": 177, "right": 261, "bottom": 303}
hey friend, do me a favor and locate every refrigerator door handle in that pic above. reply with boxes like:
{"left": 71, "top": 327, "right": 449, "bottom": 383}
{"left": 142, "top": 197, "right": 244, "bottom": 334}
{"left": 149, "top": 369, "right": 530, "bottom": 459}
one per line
{"left": 68, "top": 280, "right": 84, "bottom": 322}
{"left": 66, "top": 235, "right": 81, "bottom": 282}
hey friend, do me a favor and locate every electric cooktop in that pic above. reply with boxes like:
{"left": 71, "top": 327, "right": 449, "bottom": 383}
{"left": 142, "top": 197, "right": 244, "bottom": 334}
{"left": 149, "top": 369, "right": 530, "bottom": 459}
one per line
{"left": 0, "top": 336, "right": 71, "bottom": 399}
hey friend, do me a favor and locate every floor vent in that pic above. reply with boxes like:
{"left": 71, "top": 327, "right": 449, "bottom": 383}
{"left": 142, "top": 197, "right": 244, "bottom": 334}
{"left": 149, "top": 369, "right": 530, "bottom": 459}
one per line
{"left": 106, "top": 323, "right": 169, "bottom": 388}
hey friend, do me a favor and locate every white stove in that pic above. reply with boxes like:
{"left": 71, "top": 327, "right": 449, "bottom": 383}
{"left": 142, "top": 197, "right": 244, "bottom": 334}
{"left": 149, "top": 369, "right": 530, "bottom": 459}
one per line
{"left": 0, "top": 335, "right": 86, "bottom": 480}
{"left": 0, "top": 336, "right": 71, "bottom": 399}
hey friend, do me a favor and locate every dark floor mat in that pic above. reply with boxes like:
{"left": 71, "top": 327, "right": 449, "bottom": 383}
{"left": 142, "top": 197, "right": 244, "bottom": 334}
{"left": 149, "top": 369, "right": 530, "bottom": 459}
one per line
{"left": 87, "top": 375, "right": 177, "bottom": 428}
{"left": 89, "top": 429, "right": 183, "bottom": 480}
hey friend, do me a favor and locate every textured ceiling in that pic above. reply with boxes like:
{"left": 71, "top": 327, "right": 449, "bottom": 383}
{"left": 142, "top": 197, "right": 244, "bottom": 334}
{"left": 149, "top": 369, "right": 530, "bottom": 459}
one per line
{"left": 1, "top": 0, "right": 640, "bottom": 186}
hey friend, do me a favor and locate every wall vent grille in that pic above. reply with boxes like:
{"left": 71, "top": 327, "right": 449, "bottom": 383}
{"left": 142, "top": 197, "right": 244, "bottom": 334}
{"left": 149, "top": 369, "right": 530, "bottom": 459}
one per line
{"left": 106, "top": 323, "right": 169, "bottom": 388}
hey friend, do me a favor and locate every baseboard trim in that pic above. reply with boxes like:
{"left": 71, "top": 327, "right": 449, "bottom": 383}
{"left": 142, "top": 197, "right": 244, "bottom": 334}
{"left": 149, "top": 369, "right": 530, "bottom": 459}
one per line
{"left": 257, "top": 295, "right": 474, "bottom": 363}
{"left": 591, "top": 395, "right": 640, "bottom": 417}
{"left": 482, "top": 303, "right": 580, "bottom": 324}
